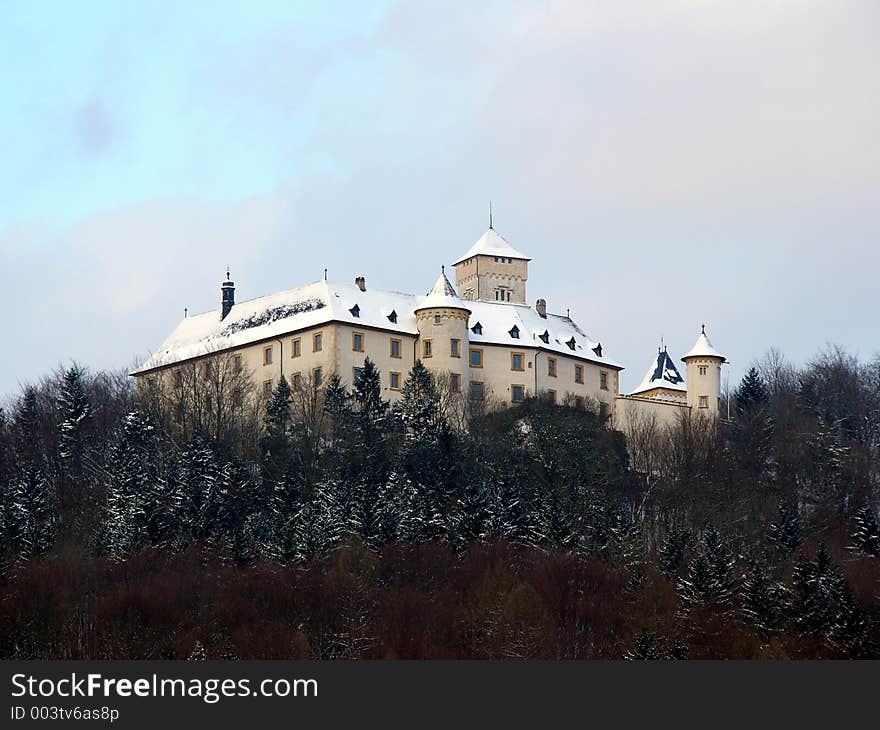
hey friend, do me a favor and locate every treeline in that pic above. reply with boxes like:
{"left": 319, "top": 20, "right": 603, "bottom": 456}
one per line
{"left": 0, "top": 348, "right": 878, "bottom": 659}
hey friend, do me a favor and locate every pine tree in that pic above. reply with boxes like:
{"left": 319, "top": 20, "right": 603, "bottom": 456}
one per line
{"left": 740, "top": 555, "right": 786, "bottom": 635}
{"left": 851, "top": 505, "right": 880, "bottom": 557}
{"left": 767, "top": 502, "right": 803, "bottom": 556}
{"left": 396, "top": 361, "right": 440, "bottom": 438}
{"left": 447, "top": 479, "right": 492, "bottom": 549}
{"left": 57, "top": 365, "right": 92, "bottom": 491}
{"left": 735, "top": 367, "right": 769, "bottom": 414}
{"left": 7, "top": 462, "right": 58, "bottom": 560}
{"left": 678, "top": 526, "right": 735, "bottom": 608}
{"left": 624, "top": 629, "right": 662, "bottom": 660}
{"left": 289, "top": 484, "right": 343, "bottom": 562}
{"left": 352, "top": 358, "right": 387, "bottom": 425}
{"left": 790, "top": 543, "right": 842, "bottom": 638}
{"left": 659, "top": 526, "right": 694, "bottom": 575}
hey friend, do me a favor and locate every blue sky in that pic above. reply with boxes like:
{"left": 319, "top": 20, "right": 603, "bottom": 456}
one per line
{"left": 2, "top": 0, "right": 878, "bottom": 398}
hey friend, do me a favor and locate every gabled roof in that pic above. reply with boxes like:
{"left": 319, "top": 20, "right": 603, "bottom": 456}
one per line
{"left": 452, "top": 228, "right": 531, "bottom": 266}
{"left": 132, "top": 278, "right": 622, "bottom": 375}
{"left": 682, "top": 329, "right": 725, "bottom": 361}
{"left": 415, "top": 269, "right": 471, "bottom": 312}
{"left": 630, "top": 348, "right": 687, "bottom": 396}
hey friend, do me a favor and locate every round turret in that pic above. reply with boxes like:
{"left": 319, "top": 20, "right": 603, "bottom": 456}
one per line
{"left": 414, "top": 268, "right": 471, "bottom": 395}
{"left": 681, "top": 325, "right": 726, "bottom": 415}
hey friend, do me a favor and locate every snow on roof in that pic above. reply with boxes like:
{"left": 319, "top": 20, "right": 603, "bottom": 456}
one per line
{"left": 415, "top": 269, "right": 471, "bottom": 312}
{"left": 630, "top": 348, "right": 687, "bottom": 396}
{"left": 132, "top": 279, "right": 621, "bottom": 374}
{"left": 451, "top": 228, "right": 531, "bottom": 266}
{"left": 682, "top": 329, "right": 726, "bottom": 361}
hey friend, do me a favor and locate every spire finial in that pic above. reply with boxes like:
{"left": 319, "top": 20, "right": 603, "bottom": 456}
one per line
{"left": 324, "top": 268, "right": 328, "bottom": 281}
{"left": 226, "top": 265, "right": 230, "bottom": 281}
{"left": 701, "top": 323, "right": 706, "bottom": 335}
{"left": 489, "top": 200, "right": 493, "bottom": 229}
{"left": 441, "top": 264, "right": 445, "bottom": 274}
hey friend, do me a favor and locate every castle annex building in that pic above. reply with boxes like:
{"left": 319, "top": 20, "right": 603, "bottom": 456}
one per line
{"left": 132, "top": 226, "right": 725, "bottom": 427}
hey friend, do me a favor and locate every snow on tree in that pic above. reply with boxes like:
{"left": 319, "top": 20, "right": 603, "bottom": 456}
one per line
{"left": 659, "top": 526, "right": 694, "bottom": 575}
{"left": 767, "top": 502, "right": 803, "bottom": 556}
{"left": 740, "top": 555, "right": 787, "bottom": 635}
{"left": 57, "top": 365, "right": 92, "bottom": 483}
{"left": 6, "top": 462, "right": 58, "bottom": 561}
{"left": 678, "top": 526, "right": 736, "bottom": 609}
{"left": 850, "top": 505, "right": 880, "bottom": 557}
{"left": 735, "top": 367, "right": 769, "bottom": 413}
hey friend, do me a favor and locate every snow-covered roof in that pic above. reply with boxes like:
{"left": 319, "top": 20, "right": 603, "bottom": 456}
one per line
{"left": 415, "top": 269, "right": 471, "bottom": 312}
{"left": 452, "top": 228, "right": 531, "bottom": 266}
{"left": 630, "top": 348, "right": 687, "bottom": 396}
{"left": 132, "top": 278, "right": 621, "bottom": 375}
{"left": 682, "top": 329, "right": 725, "bottom": 361}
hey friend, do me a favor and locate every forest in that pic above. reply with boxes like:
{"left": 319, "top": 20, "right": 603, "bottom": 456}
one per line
{"left": 0, "top": 346, "right": 878, "bottom": 660}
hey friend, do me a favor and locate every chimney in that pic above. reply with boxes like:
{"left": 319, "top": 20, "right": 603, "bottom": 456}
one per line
{"left": 355, "top": 276, "right": 366, "bottom": 292}
{"left": 221, "top": 272, "right": 235, "bottom": 320}
{"left": 536, "top": 298, "right": 547, "bottom": 318}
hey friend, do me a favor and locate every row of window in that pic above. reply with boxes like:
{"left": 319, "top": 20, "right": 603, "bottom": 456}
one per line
{"left": 257, "top": 334, "right": 610, "bottom": 390}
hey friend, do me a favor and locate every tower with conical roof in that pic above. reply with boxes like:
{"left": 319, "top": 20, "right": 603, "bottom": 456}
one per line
{"left": 681, "top": 326, "right": 726, "bottom": 415}
{"left": 414, "top": 268, "right": 472, "bottom": 394}
{"left": 452, "top": 226, "right": 531, "bottom": 304}
{"left": 630, "top": 345, "right": 687, "bottom": 401}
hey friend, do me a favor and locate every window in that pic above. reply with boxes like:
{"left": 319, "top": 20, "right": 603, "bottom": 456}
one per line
{"left": 509, "top": 325, "right": 520, "bottom": 339}
{"left": 471, "top": 381, "right": 484, "bottom": 399}
{"left": 175, "top": 370, "right": 183, "bottom": 387}
{"left": 471, "top": 322, "right": 482, "bottom": 335}
{"left": 390, "top": 371, "right": 401, "bottom": 391}
{"left": 148, "top": 378, "right": 157, "bottom": 393}
{"left": 574, "top": 396, "right": 585, "bottom": 409}
{"left": 313, "top": 367, "right": 323, "bottom": 386}
{"left": 263, "top": 346, "right": 273, "bottom": 365}
{"left": 539, "top": 330, "right": 549, "bottom": 344}
{"left": 387, "top": 310, "right": 397, "bottom": 324}
{"left": 470, "top": 348, "right": 483, "bottom": 368}
{"left": 575, "top": 364, "right": 584, "bottom": 384}
{"left": 548, "top": 357, "right": 557, "bottom": 377}
{"left": 548, "top": 389, "right": 557, "bottom": 404}
{"left": 451, "top": 374, "right": 461, "bottom": 392}
{"left": 353, "top": 332, "right": 364, "bottom": 352}
{"left": 233, "top": 388, "right": 243, "bottom": 407}
{"left": 511, "top": 352, "right": 524, "bottom": 371}
{"left": 451, "top": 338, "right": 461, "bottom": 357}
{"left": 593, "top": 343, "right": 603, "bottom": 358}
{"left": 353, "top": 366, "right": 364, "bottom": 381}
{"left": 349, "top": 304, "right": 360, "bottom": 318}
{"left": 423, "top": 340, "right": 433, "bottom": 358}
{"left": 699, "top": 395, "right": 709, "bottom": 409}
{"left": 313, "top": 332, "right": 323, "bottom": 352}
{"left": 699, "top": 365, "right": 708, "bottom": 376}
{"left": 566, "top": 337, "right": 576, "bottom": 351}
{"left": 175, "top": 403, "right": 184, "bottom": 422}
{"left": 600, "top": 371, "right": 609, "bottom": 390}
{"left": 233, "top": 355, "right": 242, "bottom": 372}
{"left": 434, "top": 314, "right": 442, "bottom": 325}
{"left": 390, "top": 338, "right": 402, "bottom": 359}
{"left": 511, "top": 384, "right": 525, "bottom": 402}
{"left": 263, "top": 380, "right": 273, "bottom": 395}
{"left": 204, "top": 362, "right": 212, "bottom": 378}
{"left": 292, "top": 372, "right": 302, "bottom": 391}
{"left": 292, "top": 338, "right": 301, "bottom": 358}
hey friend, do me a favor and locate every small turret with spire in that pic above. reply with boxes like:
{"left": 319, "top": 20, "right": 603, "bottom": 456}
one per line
{"left": 221, "top": 268, "right": 235, "bottom": 320}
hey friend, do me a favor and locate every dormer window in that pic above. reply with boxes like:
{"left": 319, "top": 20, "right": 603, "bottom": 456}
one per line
{"left": 509, "top": 325, "right": 520, "bottom": 339}
{"left": 539, "top": 330, "right": 549, "bottom": 344}
{"left": 593, "top": 343, "right": 603, "bottom": 358}
{"left": 471, "top": 322, "right": 482, "bottom": 335}
{"left": 349, "top": 304, "right": 360, "bottom": 318}
{"left": 387, "top": 310, "right": 397, "bottom": 324}
{"left": 566, "top": 337, "right": 576, "bottom": 351}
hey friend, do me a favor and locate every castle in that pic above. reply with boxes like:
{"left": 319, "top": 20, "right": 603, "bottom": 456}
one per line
{"left": 132, "top": 225, "right": 726, "bottom": 430}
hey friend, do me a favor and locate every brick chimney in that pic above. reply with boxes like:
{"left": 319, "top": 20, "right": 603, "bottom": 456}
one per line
{"left": 355, "top": 276, "right": 366, "bottom": 292}
{"left": 536, "top": 298, "right": 547, "bottom": 318}
{"left": 221, "top": 271, "right": 235, "bottom": 320}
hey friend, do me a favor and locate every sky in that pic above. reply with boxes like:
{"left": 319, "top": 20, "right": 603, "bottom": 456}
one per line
{"left": 1, "top": 0, "right": 878, "bottom": 398}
